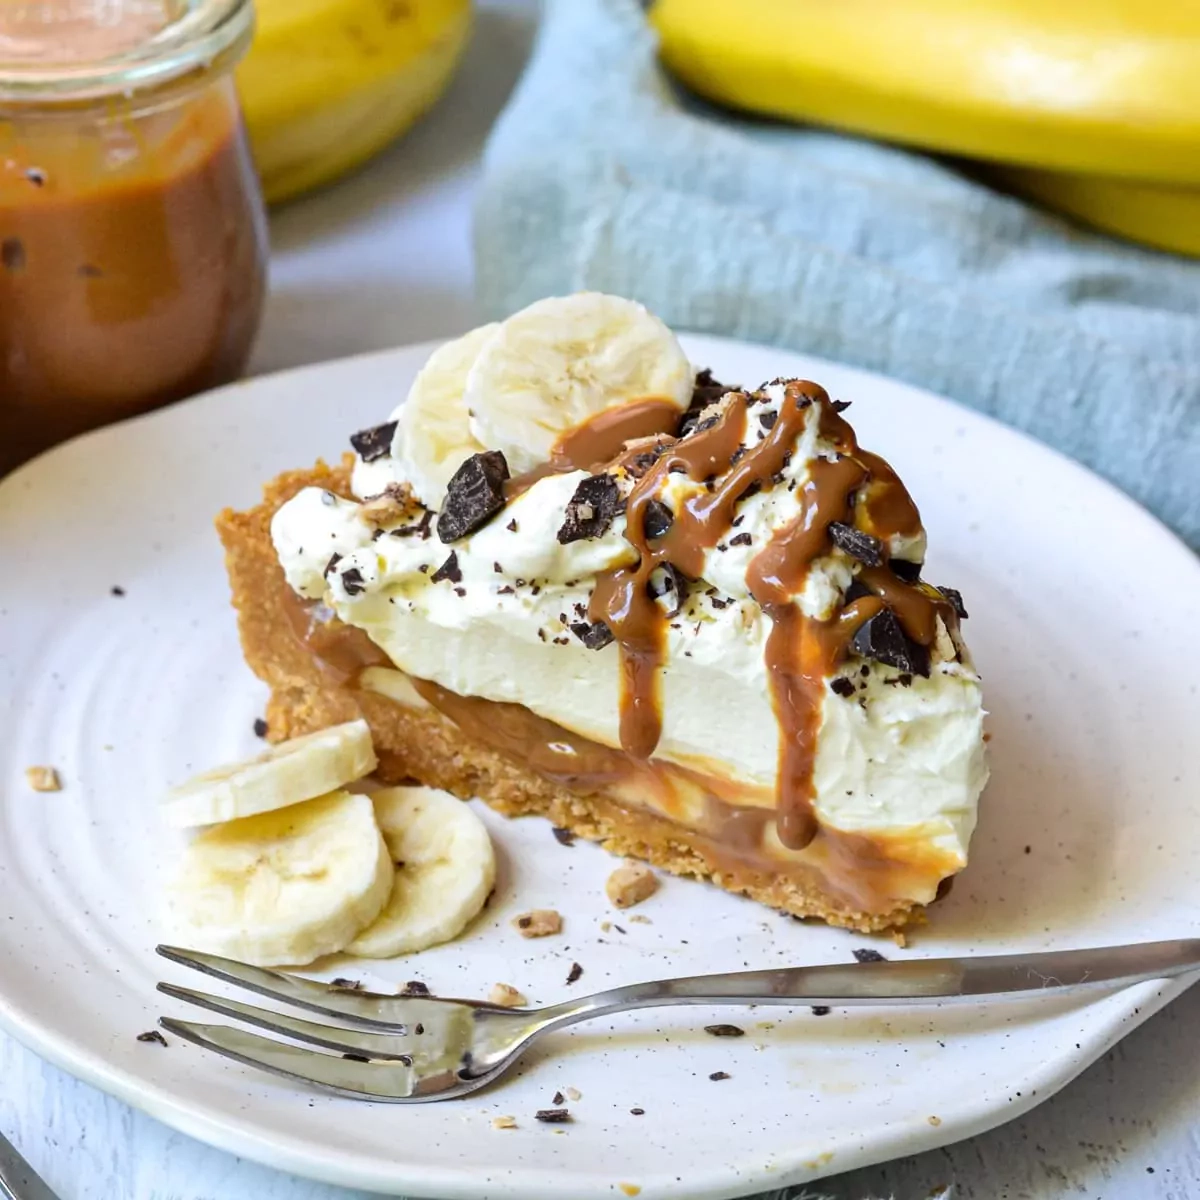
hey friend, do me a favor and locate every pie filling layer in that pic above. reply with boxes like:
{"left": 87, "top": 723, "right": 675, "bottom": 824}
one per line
{"left": 266, "top": 366, "right": 988, "bottom": 916}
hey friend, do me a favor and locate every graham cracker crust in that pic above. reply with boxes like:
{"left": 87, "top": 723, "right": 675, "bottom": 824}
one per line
{"left": 216, "top": 459, "right": 920, "bottom": 933}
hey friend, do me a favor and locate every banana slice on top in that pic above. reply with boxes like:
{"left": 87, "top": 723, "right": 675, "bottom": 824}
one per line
{"left": 162, "top": 719, "right": 377, "bottom": 829}
{"left": 463, "top": 292, "right": 694, "bottom": 477}
{"left": 166, "top": 790, "right": 393, "bottom": 967}
{"left": 392, "top": 322, "right": 500, "bottom": 509}
{"left": 349, "top": 786, "right": 496, "bottom": 958}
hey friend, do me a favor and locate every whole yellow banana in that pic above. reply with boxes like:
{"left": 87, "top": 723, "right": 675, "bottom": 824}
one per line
{"left": 650, "top": 0, "right": 1200, "bottom": 185}
{"left": 237, "top": 0, "right": 472, "bottom": 204}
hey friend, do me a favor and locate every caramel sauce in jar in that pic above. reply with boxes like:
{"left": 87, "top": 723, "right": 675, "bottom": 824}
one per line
{"left": 0, "top": 0, "right": 267, "bottom": 474}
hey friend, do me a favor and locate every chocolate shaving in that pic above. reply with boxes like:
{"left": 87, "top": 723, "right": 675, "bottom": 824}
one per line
{"left": 630, "top": 1108, "right": 645, "bottom": 1116}
{"left": 330, "top": 977, "right": 364, "bottom": 991}
{"left": 729, "top": 532, "right": 752, "bottom": 547}
{"left": 889, "top": 558, "right": 922, "bottom": 583}
{"left": 558, "top": 474, "right": 623, "bottom": 543}
{"left": 708, "top": 1071, "right": 731, "bottom": 1081}
{"left": 137, "top": 1030, "right": 167, "bottom": 1045}
{"left": 553, "top": 1091, "right": 565, "bottom": 1106}
{"left": 340, "top": 567, "right": 366, "bottom": 596}
{"left": 642, "top": 498, "right": 674, "bottom": 540}
{"left": 400, "top": 980, "right": 430, "bottom": 996}
{"left": 678, "top": 368, "right": 737, "bottom": 436}
{"left": 647, "top": 563, "right": 688, "bottom": 618}
{"left": 936, "top": 585, "right": 968, "bottom": 619}
{"left": 431, "top": 551, "right": 462, "bottom": 584}
{"left": 852, "top": 948, "right": 887, "bottom": 963}
{"left": 852, "top": 608, "right": 930, "bottom": 676}
{"left": 552, "top": 826, "right": 576, "bottom": 846}
{"left": 565, "top": 962, "right": 583, "bottom": 985}
{"left": 830, "top": 677, "right": 856, "bottom": 698}
{"left": 811, "top": 1005, "right": 832, "bottom": 1016}
{"left": 704, "top": 1024, "right": 744, "bottom": 1038}
{"left": 324, "top": 552, "right": 342, "bottom": 578}
{"left": 437, "top": 450, "right": 510, "bottom": 542}
{"left": 832, "top": 399, "right": 852, "bottom": 412}
{"left": 535, "top": 1109, "right": 572, "bottom": 1123}
{"left": 349, "top": 420, "right": 398, "bottom": 462}
{"left": 828, "top": 521, "right": 883, "bottom": 567}
{"left": 570, "top": 620, "right": 614, "bottom": 650}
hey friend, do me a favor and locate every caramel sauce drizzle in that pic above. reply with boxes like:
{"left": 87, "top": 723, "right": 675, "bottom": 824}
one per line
{"left": 589, "top": 381, "right": 954, "bottom": 851}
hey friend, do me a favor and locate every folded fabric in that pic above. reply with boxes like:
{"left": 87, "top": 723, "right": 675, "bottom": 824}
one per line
{"left": 474, "top": 0, "right": 1199, "bottom": 551}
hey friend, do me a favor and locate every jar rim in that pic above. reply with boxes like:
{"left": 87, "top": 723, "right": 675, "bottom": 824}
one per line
{"left": 0, "top": 0, "right": 253, "bottom": 103}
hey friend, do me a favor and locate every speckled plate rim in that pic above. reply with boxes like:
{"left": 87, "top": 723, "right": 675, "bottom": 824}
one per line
{"left": 1, "top": 333, "right": 1197, "bottom": 1200}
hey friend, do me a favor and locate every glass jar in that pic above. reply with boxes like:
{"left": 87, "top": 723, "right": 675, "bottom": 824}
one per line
{"left": 0, "top": 0, "right": 268, "bottom": 475}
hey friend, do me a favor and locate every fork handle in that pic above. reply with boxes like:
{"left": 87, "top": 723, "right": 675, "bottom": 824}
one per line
{"left": 536, "top": 938, "right": 1200, "bottom": 1029}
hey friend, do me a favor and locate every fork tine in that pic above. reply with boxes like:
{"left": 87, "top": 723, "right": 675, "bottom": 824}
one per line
{"left": 157, "top": 983, "right": 417, "bottom": 1062}
{"left": 158, "top": 1019, "right": 428, "bottom": 1101}
{"left": 156, "top": 945, "right": 424, "bottom": 1030}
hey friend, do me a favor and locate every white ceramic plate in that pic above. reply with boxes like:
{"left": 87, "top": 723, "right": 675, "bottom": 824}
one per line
{"left": 1, "top": 336, "right": 1198, "bottom": 1200}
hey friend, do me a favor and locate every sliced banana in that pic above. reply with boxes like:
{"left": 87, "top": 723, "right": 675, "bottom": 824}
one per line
{"left": 161, "top": 719, "right": 377, "bottom": 829}
{"left": 348, "top": 785, "right": 496, "bottom": 958}
{"left": 166, "top": 790, "right": 393, "bottom": 967}
{"left": 463, "top": 292, "right": 694, "bottom": 477}
{"left": 392, "top": 322, "right": 500, "bottom": 509}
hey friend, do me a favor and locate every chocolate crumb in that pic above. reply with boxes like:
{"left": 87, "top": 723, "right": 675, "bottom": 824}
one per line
{"left": 25, "top": 167, "right": 45, "bottom": 186}
{"left": 343, "top": 1052, "right": 370, "bottom": 1062}
{"left": 506, "top": 518, "right": 518, "bottom": 532}
{"left": 535, "top": 1108, "right": 572, "bottom": 1124}
{"left": 137, "top": 1030, "right": 167, "bottom": 1045}
{"left": 553, "top": 1091, "right": 565, "bottom": 1106}
{"left": 340, "top": 567, "right": 366, "bottom": 596}
{"left": 437, "top": 450, "right": 510, "bottom": 542}
{"left": 111, "top": 586, "right": 125, "bottom": 596}
{"left": 642, "top": 498, "right": 674, "bottom": 539}
{"left": 729, "top": 532, "right": 752, "bottom": 547}
{"left": 852, "top": 608, "right": 930, "bottom": 676}
{"left": 811, "top": 1006, "right": 832, "bottom": 1016}
{"left": 883, "top": 672, "right": 914, "bottom": 688}
{"left": 558, "top": 474, "right": 623, "bottom": 543}
{"left": 828, "top": 521, "right": 883, "bottom": 567}
{"left": 565, "top": 961, "right": 583, "bottom": 985}
{"left": 830, "top": 677, "right": 856, "bottom": 698}
{"left": 497, "top": 584, "right": 515, "bottom": 594}
{"left": 630, "top": 1108, "right": 645, "bottom": 1116}
{"left": 415, "top": 1023, "right": 425, "bottom": 1034}
{"left": 708, "top": 1071, "right": 731, "bottom": 1081}
{"left": 324, "top": 552, "right": 342, "bottom": 579}
{"left": 710, "top": 596, "right": 728, "bottom": 609}
{"left": 570, "top": 619, "right": 614, "bottom": 650}
{"left": 1025, "top": 845, "right": 1032, "bottom": 854}
{"left": 431, "top": 551, "right": 462, "bottom": 584}
{"left": 453, "top": 586, "right": 466, "bottom": 597}
{"left": 330, "top": 977, "right": 364, "bottom": 991}
{"left": 349, "top": 420, "right": 398, "bottom": 463}
{"left": 704, "top": 1024, "right": 744, "bottom": 1038}
{"left": 400, "top": 980, "right": 430, "bottom": 996}
{"left": 890, "top": 558, "right": 923, "bottom": 583}
{"left": 493, "top": 561, "right": 503, "bottom": 573}
{"left": 832, "top": 399, "right": 852, "bottom": 412}
{"left": 852, "top": 948, "right": 887, "bottom": 963}
{"left": 253, "top": 717, "right": 269, "bottom": 738}
{"left": 552, "top": 826, "right": 576, "bottom": 846}
{"left": 936, "top": 585, "right": 969, "bottom": 619}
{"left": 2, "top": 237, "right": 25, "bottom": 271}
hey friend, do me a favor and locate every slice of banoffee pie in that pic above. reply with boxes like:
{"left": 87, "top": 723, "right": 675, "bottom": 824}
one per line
{"left": 218, "top": 293, "right": 988, "bottom": 932}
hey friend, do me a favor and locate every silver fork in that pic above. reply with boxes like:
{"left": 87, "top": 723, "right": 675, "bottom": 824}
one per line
{"left": 157, "top": 939, "right": 1200, "bottom": 1102}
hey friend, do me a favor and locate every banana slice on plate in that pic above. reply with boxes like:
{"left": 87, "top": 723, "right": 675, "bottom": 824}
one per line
{"left": 349, "top": 786, "right": 496, "bottom": 958}
{"left": 392, "top": 322, "right": 500, "bottom": 509}
{"left": 463, "top": 292, "right": 694, "bottom": 477}
{"left": 161, "top": 719, "right": 377, "bottom": 829}
{"left": 166, "top": 790, "right": 393, "bottom": 967}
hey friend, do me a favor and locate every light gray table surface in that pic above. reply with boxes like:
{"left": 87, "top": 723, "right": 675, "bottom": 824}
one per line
{"left": 4, "top": 4, "right": 1199, "bottom": 1197}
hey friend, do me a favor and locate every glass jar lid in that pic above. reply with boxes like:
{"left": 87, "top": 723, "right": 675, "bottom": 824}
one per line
{"left": 0, "top": 0, "right": 252, "bottom": 103}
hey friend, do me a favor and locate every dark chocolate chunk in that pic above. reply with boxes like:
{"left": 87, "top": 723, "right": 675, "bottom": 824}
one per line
{"left": 844, "top": 578, "right": 873, "bottom": 604}
{"left": 437, "top": 450, "right": 510, "bottom": 542}
{"left": 889, "top": 558, "right": 922, "bottom": 583}
{"left": 570, "top": 620, "right": 614, "bottom": 650}
{"left": 324, "top": 552, "right": 342, "bottom": 578}
{"left": 830, "top": 677, "right": 856, "bottom": 698}
{"left": 110, "top": 586, "right": 125, "bottom": 597}
{"left": 884, "top": 672, "right": 914, "bottom": 688}
{"left": 828, "top": 521, "right": 883, "bottom": 567}
{"left": 401, "top": 980, "right": 430, "bottom": 996}
{"left": 642, "top": 498, "right": 674, "bottom": 540}
{"left": 565, "top": 961, "right": 583, "bottom": 985}
{"left": 708, "top": 1071, "right": 731, "bottom": 1081}
{"left": 704, "top": 1023, "right": 744, "bottom": 1038}
{"left": 343, "top": 1052, "right": 370, "bottom": 1062}
{"left": 852, "top": 608, "right": 930, "bottom": 676}
{"left": 340, "top": 567, "right": 366, "bottom": 596}
{"left": 630, "top": 1107, "right": 645, "bottom": 1116}
{"left": 758, "top": 409, "right": 778, "bottom": 431}
{"left": 729, "top": 532, "right": 752, "bottom": 547}
{"left": 253, "top": 717, "right": 269, "bottom": 739}
{"left": 506, "top": 518, "right": 518, "bottom": 532}
{"left": 136, "top": 1030, "right": 167, "bottom": 1045}
{"left": 737, "top": 480, "right": 761, "bottom": 503}
{"left": 415, "top": 1023, "right": 425, "bottom": 1034}
{"left": 710, "top": 596, "right": 729, "bottom": 609}
{"left": 936, "top": 585, "right": 968, "bottom": 619}
{"left": 678, "top": 368, "right": 736, "bottom": 436}
{"left": 852, "top": 948, "right": 887, "bottom": 963}
{"left": 535, "top": 1109, "right": 572, "bottom": 1123}
{"left": 552, "top": 826, "right": 576, "bottom": 847}
{"left": 831, "top": 399, "right": 852, "bottom": 413}
{"left": 811, "top": 1005, "right": 832, "bottom": 1016}
{"left": 431, "top": 551, "right": 462, "bottom": 584}
{"left": 557, "top": 474, "right": 623, "bottom": 543}
{"left": 1, "top": 237, "right": 25, "bottom": 271}
{"left": 349, "top": 420, "right": 398, "bottom": 463}
{"left": 330, "top": 977, "right": 364, "bottom": 991}
{"left": 647, "top": 563, "right": 688, "bottom": 618}
{"left": 626, "top": 440, "right": 671, "bottom": 478}
{"left": 553, "top": 1091, "right": 565, "bottom": 1106}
